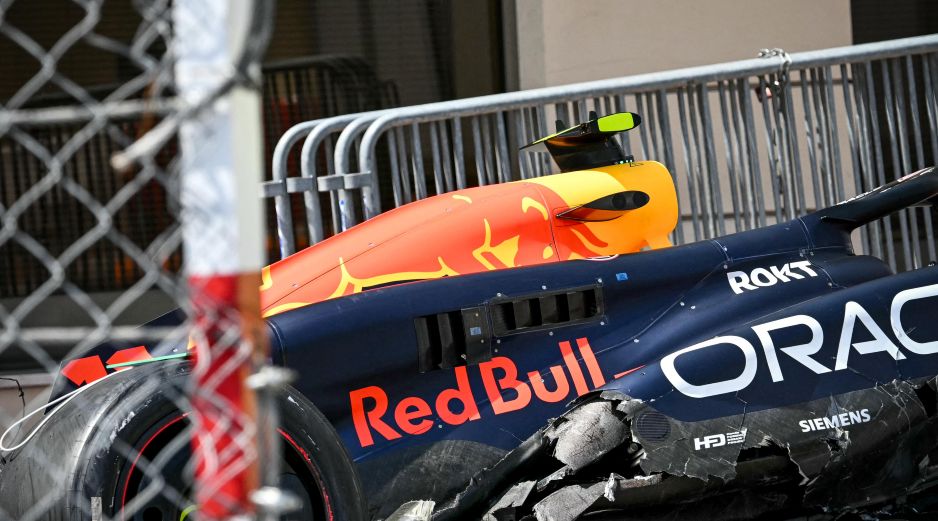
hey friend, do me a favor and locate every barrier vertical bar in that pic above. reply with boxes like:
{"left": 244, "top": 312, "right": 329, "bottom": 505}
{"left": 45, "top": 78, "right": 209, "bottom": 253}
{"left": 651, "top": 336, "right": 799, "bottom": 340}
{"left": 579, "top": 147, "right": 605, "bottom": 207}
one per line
{"left": 676, "top": 86, "right": 703, "bottom": 241}
{"left": 452, "top": 117, "right": 467, "bottom": 188}
{"left": 697, "top": 83, "right": 726, "bottom": 236}
{"left": 852, "top": 63, "right": 885, "bottom": 258}
{"left": 864, "top": 61, "right": 898, "bottom": 270}
{"left": 782, "top": 72, "right": 806, "bottom": 213}
{"left": 839, "top": 63, "right": 872, "bottom": 255}
{"left": 728, "top": 79, "right": 756, "bottom": 230}
{"left": 429, "top": 122, "right": 444, "bottom": 194}
{"left": 913, "top": 54, "right": 938, "bottom": 262}
{"left": 438, "top": 120, "right": 455, "bottom": 191}
{"left": 397, "top": 127, "right": 414, "bottom": 203}
{"left": 880, "top": 61, "right": 914, "bottom": 270}
{"left": 717, "top": 80, "right": 743, "bottom": 233}
{"left": 411, "top": 123, "right": 428, "bottom": 200}
{"left": 740, "top": 76, "right": 767, "bottom": 228}
{"left": 823, "top": 67, "right": 845, "bottom": 202}
{"left": 890, "top": 58, "right": 921, "bottom": 267}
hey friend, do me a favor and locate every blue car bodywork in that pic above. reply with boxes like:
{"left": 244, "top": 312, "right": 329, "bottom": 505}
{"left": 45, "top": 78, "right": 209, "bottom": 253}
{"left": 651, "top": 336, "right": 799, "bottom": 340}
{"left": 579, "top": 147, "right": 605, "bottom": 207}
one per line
{"left": 43, "top": 166, "right": 938, "bottom": 518}
{"left": 263, "top": 167, "right": 938, "bottom": 514}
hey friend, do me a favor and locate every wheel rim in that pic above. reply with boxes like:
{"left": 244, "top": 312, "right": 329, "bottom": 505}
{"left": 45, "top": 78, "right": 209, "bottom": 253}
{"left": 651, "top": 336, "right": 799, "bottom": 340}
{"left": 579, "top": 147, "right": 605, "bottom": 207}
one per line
{"left": 118, "top": 413, "right": 329, "bottom": 521}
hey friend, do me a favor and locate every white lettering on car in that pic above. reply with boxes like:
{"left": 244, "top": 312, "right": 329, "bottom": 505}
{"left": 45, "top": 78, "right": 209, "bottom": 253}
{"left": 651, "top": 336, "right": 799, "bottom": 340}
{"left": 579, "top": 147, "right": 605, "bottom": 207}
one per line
{"left": 891, "top": 284, "right": 938, "bottom": 355}
{"left": 752, "top": 315, "right": 830, "bottom": 382}
{"left": 660, "top": 336, "right": 758, "bottom": 398}
{"left": 664, "top": 283, "right": 937, "bottom": 398}
{"left": 798, "top": 409, "right": 871, "bottom": 432}
{"left": 727, "top": 261, "right": 818, "bottom": 294}
{"left": 694, "top": 428, "right": 747, "bottom": 450}
{"left": 835, "top": 301, "right": 905, "bottom": 370}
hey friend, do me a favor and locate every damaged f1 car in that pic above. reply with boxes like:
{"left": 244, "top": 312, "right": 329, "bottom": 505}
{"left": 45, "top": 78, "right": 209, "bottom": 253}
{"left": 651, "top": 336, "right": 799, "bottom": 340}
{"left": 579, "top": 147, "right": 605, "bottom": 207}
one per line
{"left": 2, "top": 112, "right": 938, "bottom": 521}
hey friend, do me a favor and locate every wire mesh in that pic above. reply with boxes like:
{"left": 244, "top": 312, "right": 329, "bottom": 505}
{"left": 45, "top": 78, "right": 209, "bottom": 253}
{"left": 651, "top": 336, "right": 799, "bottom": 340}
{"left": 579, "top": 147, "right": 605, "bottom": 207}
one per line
{"left": 0, "top": 1, "right": 281, "bottom": 520}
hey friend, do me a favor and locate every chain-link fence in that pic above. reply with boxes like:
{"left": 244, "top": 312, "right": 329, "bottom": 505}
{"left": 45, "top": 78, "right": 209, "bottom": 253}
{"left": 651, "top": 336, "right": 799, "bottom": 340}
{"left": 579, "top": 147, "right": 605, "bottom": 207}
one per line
{"left": 0, "top": 1, "right": 290, "bottom": 520}
{"left": 1, "top": 54, "right": 398, "bottom": 302}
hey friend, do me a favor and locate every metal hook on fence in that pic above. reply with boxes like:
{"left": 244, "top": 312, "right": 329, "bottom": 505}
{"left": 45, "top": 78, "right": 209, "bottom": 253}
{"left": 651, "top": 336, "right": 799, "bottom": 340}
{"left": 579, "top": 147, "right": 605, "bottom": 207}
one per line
{"left": 756, "top": 47, "right": 791, "bottom": 102}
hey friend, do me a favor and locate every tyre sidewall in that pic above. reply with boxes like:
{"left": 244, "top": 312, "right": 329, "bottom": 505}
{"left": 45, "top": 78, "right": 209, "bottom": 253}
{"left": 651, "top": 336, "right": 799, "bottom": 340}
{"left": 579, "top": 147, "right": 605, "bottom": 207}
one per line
{"left": 2, "top": 361, "right": 366, "bottom": 521}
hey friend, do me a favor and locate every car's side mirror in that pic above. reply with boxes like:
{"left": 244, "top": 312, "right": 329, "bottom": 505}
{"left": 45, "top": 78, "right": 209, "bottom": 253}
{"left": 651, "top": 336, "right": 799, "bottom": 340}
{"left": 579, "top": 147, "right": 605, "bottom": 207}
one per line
{"left": 521, "top": 111, "right": 642, "bottom": 173}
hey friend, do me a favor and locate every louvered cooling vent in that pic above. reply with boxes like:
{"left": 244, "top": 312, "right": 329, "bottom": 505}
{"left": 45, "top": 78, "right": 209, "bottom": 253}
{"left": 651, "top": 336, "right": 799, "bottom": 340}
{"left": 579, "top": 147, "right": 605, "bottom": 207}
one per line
{"left": 489, "top": 285, "right": 603, "bottom": 336}
{"left": 415, "top": 306, "right": 491, "bottom": 373}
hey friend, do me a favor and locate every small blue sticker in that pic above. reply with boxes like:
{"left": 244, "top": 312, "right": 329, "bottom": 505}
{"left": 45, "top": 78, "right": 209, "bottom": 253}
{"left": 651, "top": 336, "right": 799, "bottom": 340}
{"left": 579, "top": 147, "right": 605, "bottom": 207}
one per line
{"left": 616, "top": 272, "right": 629, "bottom": 281}
{"left": 469, "top": 326, "right": 482, "bottom": 336}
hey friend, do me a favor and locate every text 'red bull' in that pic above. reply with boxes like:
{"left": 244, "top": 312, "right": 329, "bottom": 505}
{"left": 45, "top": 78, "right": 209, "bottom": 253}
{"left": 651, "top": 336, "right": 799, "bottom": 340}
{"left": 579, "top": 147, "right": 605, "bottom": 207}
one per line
{"left": 350, "top": 337, "right": 606, "bottom": 447}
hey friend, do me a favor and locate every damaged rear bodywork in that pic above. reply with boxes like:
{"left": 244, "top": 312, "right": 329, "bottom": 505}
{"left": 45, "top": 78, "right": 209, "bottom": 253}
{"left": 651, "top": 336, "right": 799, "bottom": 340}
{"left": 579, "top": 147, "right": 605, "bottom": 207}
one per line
{"left": 380, "top": 169, "right": 938, "bottom": 520}
{"left": 434, "top": 378, "right": 938, "bottom": 520}
{"left": 263, "top": 168, "right": 938, "bottom": 519}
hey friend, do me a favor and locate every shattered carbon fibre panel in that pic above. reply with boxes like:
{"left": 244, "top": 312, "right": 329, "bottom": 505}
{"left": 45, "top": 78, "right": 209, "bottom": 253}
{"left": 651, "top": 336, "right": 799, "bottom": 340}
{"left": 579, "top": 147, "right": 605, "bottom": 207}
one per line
{"left": 433, "top": 378, "right": 938, "bottom": 520}
{"left": 361, "top": 440, "right": 505, "bottom": 519}
{"left": 385, "top": 500, "right": 435, "bottom": 521}
{"left": 630, "top": 381, "right": 938, "bottom": 506}
{"left": 482, "top": 481, "right": 535, "bottom": 521}
{"left": 533, "top": 480, "right": 607, "bottom": 521}
{"left": 258, "top": 169, "right": 938, "bottom": 517}
{"left": 529, "top": 470, "right": 796, "bottom": 521}
{"left": 799, "top": 380, "right": 938, "bottom": 506}
{"left": 618, "top": 397, "right": 744, "bottom": 480}
{"left": 546, "top": 400, "right": 630, "bottom": 471}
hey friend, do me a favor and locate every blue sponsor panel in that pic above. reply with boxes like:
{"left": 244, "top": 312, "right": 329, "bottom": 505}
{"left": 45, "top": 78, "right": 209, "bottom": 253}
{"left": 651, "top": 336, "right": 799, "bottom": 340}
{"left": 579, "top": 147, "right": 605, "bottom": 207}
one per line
{"left": 607, "top": 267, "right": 938, "bottom": 421}
{"left": 267, "top": 212, "right": 934, "bottom": 459}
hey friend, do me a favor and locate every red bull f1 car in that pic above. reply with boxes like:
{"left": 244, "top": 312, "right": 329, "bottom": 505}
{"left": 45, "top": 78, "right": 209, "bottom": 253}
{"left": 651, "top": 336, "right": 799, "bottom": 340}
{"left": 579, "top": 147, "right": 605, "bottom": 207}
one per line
{"left": 2, "top": 112, "right": 938, "bottom": 521}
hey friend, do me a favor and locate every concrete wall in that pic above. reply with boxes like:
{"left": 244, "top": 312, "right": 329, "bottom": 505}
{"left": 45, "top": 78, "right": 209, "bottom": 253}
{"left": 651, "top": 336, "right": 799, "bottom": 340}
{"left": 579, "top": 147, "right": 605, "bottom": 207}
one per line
{"left": 515, "top": 0, "right": 852, "bottom": 89}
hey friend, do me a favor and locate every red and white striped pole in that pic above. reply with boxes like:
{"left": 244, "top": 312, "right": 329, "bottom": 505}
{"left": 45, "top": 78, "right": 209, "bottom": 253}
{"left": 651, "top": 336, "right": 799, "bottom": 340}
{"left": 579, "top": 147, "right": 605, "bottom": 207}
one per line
{"left": 173, "top": 1, "right": 268, "bottom": 518}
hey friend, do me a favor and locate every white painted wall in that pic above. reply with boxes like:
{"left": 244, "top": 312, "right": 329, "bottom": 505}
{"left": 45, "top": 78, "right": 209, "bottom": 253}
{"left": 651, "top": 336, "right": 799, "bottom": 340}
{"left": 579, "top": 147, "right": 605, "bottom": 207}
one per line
{"left": 515, "top": 0, "right": 852, "bottom": 89}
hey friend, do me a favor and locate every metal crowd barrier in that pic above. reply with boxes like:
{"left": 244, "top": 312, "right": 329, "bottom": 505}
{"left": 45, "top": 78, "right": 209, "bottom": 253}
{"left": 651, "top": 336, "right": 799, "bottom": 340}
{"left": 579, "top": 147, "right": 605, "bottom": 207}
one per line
{"left": 260, "top": 56, "right": 399, "bottom": 257}
{"left": 267, "top": 34, "right": 938, "bottom": 272}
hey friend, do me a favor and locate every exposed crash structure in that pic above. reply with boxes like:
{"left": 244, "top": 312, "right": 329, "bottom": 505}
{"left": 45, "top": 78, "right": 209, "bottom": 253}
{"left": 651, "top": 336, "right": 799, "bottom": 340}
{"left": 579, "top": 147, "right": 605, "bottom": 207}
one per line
{"left": 2, "top": 112, "right": 938, "bottom": 520}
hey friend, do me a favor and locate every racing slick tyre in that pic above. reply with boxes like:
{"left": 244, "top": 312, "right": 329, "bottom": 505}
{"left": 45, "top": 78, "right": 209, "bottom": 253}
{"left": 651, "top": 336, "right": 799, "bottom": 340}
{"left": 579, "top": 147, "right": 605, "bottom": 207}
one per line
{"left": 0, "top": 361, "right": 366, "bottom": 521}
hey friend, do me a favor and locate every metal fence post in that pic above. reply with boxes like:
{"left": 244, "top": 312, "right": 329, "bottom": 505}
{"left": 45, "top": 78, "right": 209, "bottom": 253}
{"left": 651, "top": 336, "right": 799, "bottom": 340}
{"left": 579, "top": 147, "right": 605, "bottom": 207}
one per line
{"left": 173, "top": 1, "right": 272, "bottom": 518}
